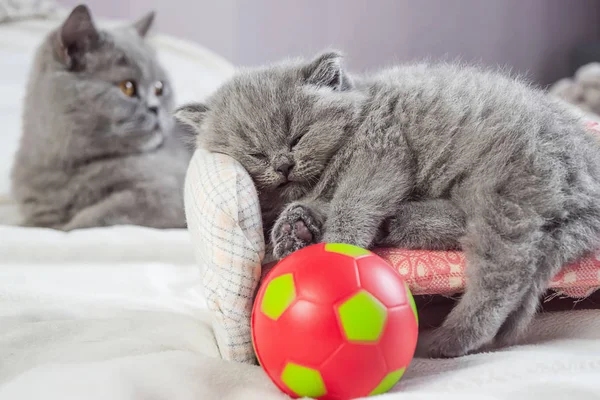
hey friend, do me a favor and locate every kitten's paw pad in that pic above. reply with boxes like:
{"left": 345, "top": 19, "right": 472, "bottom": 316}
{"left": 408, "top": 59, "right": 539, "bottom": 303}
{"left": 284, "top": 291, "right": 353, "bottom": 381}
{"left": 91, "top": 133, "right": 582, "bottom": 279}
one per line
{"left": 280, "top": 223, "right": 293, "bottom": 234}
{"left": 294, "top": 220, "right": 313, "bottom": 242}
{"left": 272, "top": 204, "right": 321, "bottom": 259}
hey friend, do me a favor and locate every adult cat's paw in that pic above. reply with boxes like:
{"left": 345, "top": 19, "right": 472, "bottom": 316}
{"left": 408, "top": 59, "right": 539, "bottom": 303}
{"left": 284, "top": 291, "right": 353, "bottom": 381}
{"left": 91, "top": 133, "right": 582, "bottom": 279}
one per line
{"left": 271, "top": 203, "right": 322, "bottom": 259}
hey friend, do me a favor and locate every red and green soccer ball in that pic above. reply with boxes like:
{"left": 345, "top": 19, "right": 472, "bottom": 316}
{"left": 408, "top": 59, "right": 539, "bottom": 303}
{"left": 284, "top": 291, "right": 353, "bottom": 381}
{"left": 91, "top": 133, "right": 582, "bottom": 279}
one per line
{"left": 251, "top": 243, "right": 419, "bottom": 399}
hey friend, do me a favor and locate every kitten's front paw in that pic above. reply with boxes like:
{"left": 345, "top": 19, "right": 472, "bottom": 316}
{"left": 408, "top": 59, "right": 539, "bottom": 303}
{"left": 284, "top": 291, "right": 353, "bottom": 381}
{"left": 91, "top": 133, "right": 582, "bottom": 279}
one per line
{"left": 272, "top": 204, "right": 322, "bottom": 259}
{"left": 421, "top": 326, "right": 479, "bottom": 359}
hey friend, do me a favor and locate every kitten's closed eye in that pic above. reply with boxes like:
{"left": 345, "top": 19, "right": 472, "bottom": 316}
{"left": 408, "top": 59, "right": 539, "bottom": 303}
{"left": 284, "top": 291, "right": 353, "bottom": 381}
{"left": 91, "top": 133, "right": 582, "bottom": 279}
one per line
{"left": 290, "top": 135, "right": 302, "bottom": 148}
{"left": 290, "top": 133, "right": 306, "bottom": 149}
{"left": 250, "top": 152, "right": 267, "bottom": 160}
{"left": 119, "top": 80, "right": 137, "bottom": 97}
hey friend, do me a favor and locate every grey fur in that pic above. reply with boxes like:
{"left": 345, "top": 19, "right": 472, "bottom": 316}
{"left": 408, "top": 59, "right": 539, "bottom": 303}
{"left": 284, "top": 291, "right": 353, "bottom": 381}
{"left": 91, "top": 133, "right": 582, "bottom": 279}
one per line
{"left": 11, "top": 5, "right": 189, "bottom": 230}
{"left": 174, "top": 51, "right": 600, "bottom": 358}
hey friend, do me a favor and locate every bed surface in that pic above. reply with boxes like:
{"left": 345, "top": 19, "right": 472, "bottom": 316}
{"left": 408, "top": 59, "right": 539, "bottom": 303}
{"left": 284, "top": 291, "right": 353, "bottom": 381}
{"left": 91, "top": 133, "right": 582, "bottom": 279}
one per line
{"left": 1, "top": 223, "right": 600, "bottom": 400}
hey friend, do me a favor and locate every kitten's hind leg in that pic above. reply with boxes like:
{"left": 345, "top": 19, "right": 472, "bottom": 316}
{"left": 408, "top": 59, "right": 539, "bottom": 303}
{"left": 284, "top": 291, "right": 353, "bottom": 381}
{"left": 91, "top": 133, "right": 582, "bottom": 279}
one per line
{"left": 494, "top": 211, "right": 600, "bottom": 348}
{"left": 427, "top": 194, "right": 545, "bottom": 358}
{"left": 271, "top": 200, "right": 329, "bottom": 259}
{"left": 375, "top": 199, "right": 466, "bottom": 250}
{"left": 491, "top": 283, "right": 542, "bottom": 349}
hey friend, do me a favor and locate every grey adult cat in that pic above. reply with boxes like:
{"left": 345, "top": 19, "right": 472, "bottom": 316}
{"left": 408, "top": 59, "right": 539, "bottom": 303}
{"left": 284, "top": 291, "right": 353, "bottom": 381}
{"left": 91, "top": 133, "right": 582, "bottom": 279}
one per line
{"left": 11, "top": 5, "right": 189, "bottom": 230}
{"left": 174, "top": 51, "right": 600, "bottom": 358}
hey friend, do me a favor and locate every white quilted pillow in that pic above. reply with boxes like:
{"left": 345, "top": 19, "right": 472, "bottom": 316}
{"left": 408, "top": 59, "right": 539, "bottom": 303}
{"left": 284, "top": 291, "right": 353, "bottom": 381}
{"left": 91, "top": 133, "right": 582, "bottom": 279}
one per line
{"left": 184, "top": 148, "right": 266, "bottom": 363}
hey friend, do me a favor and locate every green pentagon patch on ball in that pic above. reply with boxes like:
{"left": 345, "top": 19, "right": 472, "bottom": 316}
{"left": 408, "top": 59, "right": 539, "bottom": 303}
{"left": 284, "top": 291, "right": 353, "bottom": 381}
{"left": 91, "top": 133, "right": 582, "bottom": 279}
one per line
{"left": 281, "top": 362, "right": 327, "bottom": 398}
{"left": 369, "top": 368, "right": 406, "bottom": 396}
{"left": 404, "top": 282, "right": 418, "bottom": 325}
{"left": 261, "top": 273, "right": 296, "bottom": 320}
{"left": 337, "top": 290, "right": 387, "bottom": 342}
{"left": 324, "top": 243, "right": 372, "bottom": 257}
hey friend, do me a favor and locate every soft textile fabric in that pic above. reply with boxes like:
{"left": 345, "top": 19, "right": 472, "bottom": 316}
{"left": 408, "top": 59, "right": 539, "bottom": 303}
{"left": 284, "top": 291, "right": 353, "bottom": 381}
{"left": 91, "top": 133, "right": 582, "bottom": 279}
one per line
{"left": 376, "top": 248, "right": 600, "bottom": 299}
{"left": 0, "top": 0, "right": 55, "bottom": 22}
{"left": 184, "top": 148, "right": 265, "bottom": 364}
{"left": 185, "top": 121, "right": 600, "bottom": 363}
{"left": 2, "top": 223, "right": 600, "bottom": 400}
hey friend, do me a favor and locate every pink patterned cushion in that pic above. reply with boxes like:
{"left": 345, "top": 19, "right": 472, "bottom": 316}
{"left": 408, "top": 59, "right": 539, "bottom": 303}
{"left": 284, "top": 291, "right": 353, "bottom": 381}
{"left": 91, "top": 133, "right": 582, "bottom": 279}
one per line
{"left": 374, "top": 249, "right": 600, "bottom": 298}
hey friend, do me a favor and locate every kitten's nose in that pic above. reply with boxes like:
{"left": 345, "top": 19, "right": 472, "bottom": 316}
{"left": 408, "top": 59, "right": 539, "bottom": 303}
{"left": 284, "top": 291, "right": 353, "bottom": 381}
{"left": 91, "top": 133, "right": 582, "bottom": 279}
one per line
{"left": 276, "top": 161, "right": 295, "bottom": 178}
{"left": 148, "top": 106, "right": 159, "bottom": 114}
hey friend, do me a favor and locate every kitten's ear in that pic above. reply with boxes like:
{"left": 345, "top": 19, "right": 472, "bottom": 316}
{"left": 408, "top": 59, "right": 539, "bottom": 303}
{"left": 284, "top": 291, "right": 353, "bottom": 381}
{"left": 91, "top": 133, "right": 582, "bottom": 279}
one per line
{"left": 302, "top": 51, "right": 351, "bottom": 90}
{"left": 174, "top": 103, "right": 209, "bottom": 134}
{"left": 174, "top": 103, "right": 209, "bottom": 150}
{"left": 56, "top": 5, "right": 99, "bottom": 69}
{"left": 132, "top": 11, "right": 155, "bottom": 37}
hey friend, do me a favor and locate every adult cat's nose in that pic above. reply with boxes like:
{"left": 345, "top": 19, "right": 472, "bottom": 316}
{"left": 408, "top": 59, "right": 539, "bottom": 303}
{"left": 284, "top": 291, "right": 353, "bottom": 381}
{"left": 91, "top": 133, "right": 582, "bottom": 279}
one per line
{"left": 148, "top": 106, "right": 159, "bottom": 114}
{"left": 276, "top": 161, "right": 295, "bottom": 178}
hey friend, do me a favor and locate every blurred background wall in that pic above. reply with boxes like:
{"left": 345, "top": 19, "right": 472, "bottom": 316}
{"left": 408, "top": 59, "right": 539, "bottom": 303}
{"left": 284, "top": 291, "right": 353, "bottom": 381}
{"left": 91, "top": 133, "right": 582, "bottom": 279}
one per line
{"left": 58, "top": 0, "right": 600, "bottom": 85}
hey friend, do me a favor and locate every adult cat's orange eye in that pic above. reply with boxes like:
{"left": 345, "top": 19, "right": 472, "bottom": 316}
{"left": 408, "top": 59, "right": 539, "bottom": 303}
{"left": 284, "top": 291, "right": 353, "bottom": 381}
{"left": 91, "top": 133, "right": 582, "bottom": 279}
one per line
{"left": 119, "top": 80, "right": 137, "bottom": 97}
{"left": 154, "top": 81, "right": 164, "bottom": 96}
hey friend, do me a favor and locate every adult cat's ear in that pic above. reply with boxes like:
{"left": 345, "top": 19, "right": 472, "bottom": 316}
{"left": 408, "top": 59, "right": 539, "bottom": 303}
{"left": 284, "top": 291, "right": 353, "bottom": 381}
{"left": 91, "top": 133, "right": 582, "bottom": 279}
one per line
{"left": 302, "top": 51, "right": 352, "bottom": 90}
{"left": 56, "top": 4, "right": 100, "bottom": 69}
{"left": 132, "top": 11, "right": 155, "bottom": 37}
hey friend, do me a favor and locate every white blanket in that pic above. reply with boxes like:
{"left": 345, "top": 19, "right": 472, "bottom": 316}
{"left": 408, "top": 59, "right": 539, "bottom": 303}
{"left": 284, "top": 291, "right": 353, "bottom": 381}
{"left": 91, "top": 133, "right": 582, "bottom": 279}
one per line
{"left": 1, "top": 223, "right": 600, "bottom": 400}
{"left": 0, "top": 224, "right": 284, "bottom": 400}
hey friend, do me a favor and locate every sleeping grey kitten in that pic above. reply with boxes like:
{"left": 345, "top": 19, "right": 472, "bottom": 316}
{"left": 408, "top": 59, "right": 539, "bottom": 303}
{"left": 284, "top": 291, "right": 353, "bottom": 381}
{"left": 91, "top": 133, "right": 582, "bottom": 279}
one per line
{"left": 11, "top": 5, "right": 189, "bottom": 230}
{"left": 174, "top": 51, "right": 600, "bottom": 358}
